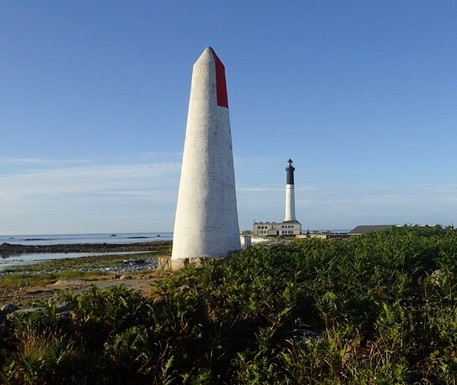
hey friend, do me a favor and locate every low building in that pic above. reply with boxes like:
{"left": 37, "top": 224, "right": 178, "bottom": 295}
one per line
{"left": 296, "top": 230, "right": 349, "bottom": 239}
{"left": 253, "top": 221, "right": 302, "bottom": 236}
{"left": 253, "top": 159, "right": 302, "bottom": 237}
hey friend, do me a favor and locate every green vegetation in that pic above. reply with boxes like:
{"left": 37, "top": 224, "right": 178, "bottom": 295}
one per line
{"left": 1, "top": 226, "right": 457, "bottom": 384}
{"left": 0, "top": 270, "right": 101, "bottom": 289}
{"left": 1, "top": 252, "right": 158, "bottom": 274}
{"left": 0, "top": 252, "right": 160, "bottom": 288}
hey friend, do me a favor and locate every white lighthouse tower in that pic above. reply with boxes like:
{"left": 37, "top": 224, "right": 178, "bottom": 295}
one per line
{"left": 171, "top": 47, "right": 241, "bottom": 269}
{"left": 284, "top": 159, "right": 297, "bottom": 222}
{"left": 252, "top": 159, "right": 302, "bottom": 237}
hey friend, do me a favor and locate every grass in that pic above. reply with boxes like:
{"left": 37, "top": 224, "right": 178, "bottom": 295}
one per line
{"left": 0, "top": 251, "right": 167, "bottom": 289}
{"left": 1, "top": 226, "right": 457, "bottom": 384}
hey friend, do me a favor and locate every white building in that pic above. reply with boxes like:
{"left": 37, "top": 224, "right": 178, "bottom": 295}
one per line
{"left": 253, "top": 159, "right": 302, "bottom": 236}
{"left": 253, "top": 221, "right": 302, "bottom": 236}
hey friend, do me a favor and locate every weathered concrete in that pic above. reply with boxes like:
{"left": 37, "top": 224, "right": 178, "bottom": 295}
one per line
{"left": 241, "top": 235, "right": 252, "bottom": 248}
{"left": 158, "top": 255, "right": 226, "bottom": 271}
{"left": 171, "top": 47, "right": 240, "bottom": 268}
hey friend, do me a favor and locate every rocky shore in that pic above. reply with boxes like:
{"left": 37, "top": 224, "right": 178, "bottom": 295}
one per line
{"left": 0, "top": 240, "right": 171, "bottom": 255}
{"left": 0, "top": 241, "right": 173, "bottom": 307}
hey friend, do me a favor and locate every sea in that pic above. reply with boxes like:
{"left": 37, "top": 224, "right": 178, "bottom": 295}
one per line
{"left": 0, "top": 232, "right": 172, "bottom": 270}
{"left": 0, "top": 230, "right": 349, "bottom": 270}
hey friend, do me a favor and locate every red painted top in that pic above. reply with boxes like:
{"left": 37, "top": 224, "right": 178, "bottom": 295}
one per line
{"left": 210, "top": 48, "right": 229, "bottom": 108}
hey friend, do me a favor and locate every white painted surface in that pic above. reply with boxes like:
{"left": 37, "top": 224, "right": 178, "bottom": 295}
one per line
{"left": 284, "top": 184, "right": 296, "bottom": 222}
{"left": 172, "top": 48, "right": 241, "bottom": 261}
{"left": 253, "top": 221, "right": 301, "bottom": 236}
{"left": 240, "top": 235, "right": 251, "bottom": 248}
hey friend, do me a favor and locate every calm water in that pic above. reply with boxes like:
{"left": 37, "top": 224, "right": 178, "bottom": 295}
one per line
{"left": 0, "top": 232, "right": 172, "bottom": 270}
{"left": 0, "top": 251, "right": 156, "bottom": 270}
{"left": 0, "top": 232, "right": 172, "bottom": 246}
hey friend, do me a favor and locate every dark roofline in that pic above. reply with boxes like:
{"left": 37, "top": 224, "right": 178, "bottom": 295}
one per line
{"left": 349, "top": 225, "right": 396, "bottom": 235}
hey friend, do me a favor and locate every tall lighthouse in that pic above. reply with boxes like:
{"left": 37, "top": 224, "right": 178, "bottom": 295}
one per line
{"left": 171, "top": 47, "right": 241, "bottom": 269}
{"left": 252, "top": 159, "right": 302, "bottom": 236}
{"left": 284, "top": 159, "right": 297, "bottom": 222}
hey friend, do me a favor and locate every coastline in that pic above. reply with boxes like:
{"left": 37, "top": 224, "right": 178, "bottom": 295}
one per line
{"left": 0, "top": 240, "right": 172, "bottom": 255}
{"left": 0, "top": 241, "right": 173, "bottom": 307}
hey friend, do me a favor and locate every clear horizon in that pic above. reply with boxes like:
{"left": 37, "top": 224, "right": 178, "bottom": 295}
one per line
{"left": 2, "top": 1, "right": 457, "bottom": 234}
{"left": 0, "top": 231, "right": 173, "bottom": 237}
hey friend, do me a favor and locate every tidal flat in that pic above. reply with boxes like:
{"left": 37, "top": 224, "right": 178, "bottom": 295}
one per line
{"left": 0, "top": 241, "right": 172, "bottom": 306}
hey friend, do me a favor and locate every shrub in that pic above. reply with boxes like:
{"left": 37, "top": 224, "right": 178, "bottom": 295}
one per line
{"left": 1, "top": 226, "right": 457, "bottom": 383}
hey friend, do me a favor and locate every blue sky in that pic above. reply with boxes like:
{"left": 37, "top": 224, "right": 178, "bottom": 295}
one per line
{"left": 1, "top": 1, "right": 457, "bottom": 234}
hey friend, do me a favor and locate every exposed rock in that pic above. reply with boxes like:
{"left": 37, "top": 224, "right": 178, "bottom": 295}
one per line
{"left": 5, "top": 305, "right": 73, "bottom": 321}
{"left": 157, "top": 255, "right": 171, "bottom": 270}
{"left": 0, "top": 303, "right": 19, "bottom": 321}
{"left": 0, "top": 240, "right": 171, "bottom": 255}
{"left": 287, "top": 328, "right": 320, "bottom": 346}
{"left": 53, "top": 280, "right": 84, "bottom": 286}
{"left": 7, "top": 307, "right": 46, "bottom": 320}
{"left": 55, "top": 304, "right": 71, "bottom": 313}
{"left": 1, "top": 303, "right": 19, "bottom": 314}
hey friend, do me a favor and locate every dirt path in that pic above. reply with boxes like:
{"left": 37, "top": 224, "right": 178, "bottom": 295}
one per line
{"left": 0, "top": 273, "right": 164, "bottom": 307}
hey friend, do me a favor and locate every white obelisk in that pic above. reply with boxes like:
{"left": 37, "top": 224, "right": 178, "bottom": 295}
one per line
{"left": 284, "top": 159, "right": 297, "bottom": 222}
{"left": 171, "top": 47, "right": 240, "bottom": 269}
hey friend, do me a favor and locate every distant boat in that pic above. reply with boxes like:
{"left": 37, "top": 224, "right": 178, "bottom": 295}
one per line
{"left": 111, "top": 234, "right": 117, "bottom": 237}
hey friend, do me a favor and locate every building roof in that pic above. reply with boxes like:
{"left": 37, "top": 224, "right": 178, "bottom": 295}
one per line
{"left": 254, "top": 221, "right": 301, "bottom": 226}
{"left": 349, "top": 225, "right": 396, "bottom": 235}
